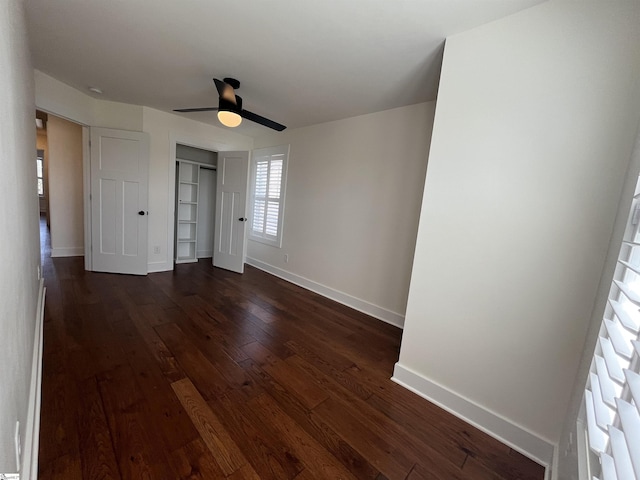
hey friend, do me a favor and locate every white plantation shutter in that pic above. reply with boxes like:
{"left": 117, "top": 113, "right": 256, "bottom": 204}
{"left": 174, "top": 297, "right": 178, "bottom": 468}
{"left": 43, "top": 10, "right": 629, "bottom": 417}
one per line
{"left": 584, "top": 182, "right": 640, "bottom": 480}
{"left": 249, "top": 145, "right": 289, "bottom": 247}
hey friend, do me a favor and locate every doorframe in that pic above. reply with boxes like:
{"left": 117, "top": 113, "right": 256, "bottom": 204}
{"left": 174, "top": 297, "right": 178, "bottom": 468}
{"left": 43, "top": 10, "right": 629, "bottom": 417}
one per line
{"left": 166, "top": 134, "right": 235, "bottom": 271}
{"left": 82, "top": 126, "right": 91, "bottom": 271}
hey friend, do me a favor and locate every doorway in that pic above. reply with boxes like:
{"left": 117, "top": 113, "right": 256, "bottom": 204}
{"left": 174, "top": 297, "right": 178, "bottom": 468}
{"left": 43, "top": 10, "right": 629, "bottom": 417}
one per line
{"left": 167, "top": 138, "right": 250, "bottom": 274}
{"left": 35, "top": 110, "right": 84, "bottom": 259}
{"left": 174, "top": 144, "right": 217, "bottom": 264}
{"left": 36, "top": 110, "right": 49, "bottom": 228}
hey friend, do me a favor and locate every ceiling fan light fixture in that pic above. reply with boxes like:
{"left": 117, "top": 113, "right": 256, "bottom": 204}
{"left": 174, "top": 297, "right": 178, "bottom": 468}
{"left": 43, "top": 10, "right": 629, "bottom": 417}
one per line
{"left": 217, "top": 109, "right": 242, "bottom": 128}
{"left": 174, "top": 77, "right": 285, "bottom": 131}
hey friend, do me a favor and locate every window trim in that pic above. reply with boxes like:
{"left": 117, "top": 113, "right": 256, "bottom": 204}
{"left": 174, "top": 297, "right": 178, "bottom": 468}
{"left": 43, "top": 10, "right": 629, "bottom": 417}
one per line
{"left": 248, "top": 144, "right": 289, "bottom": 248}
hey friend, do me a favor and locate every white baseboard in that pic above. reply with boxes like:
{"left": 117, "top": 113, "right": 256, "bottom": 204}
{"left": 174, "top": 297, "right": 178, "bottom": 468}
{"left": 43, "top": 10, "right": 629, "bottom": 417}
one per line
{"left": 245, "top": 257, "right": 405, "bottom": 328}
{"left": 21, "top": 279, "right": 45, "bottom": 479}
{"left": 197, "top": 250, "right": 212, "bottom": 259}
{"left": 392, "top": 363, "right": 554, "bottom": 469}
{"left": 147, "top": 261, "right": 172, "bottom": 273}
{"left": 50, "top": 247, "right": 83, "bottom": 257}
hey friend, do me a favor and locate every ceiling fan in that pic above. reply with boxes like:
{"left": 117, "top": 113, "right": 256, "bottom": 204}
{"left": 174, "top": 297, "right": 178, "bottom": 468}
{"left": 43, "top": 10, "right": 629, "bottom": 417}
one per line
{"left": 174, "top": 78, "right": 286, "bottom": 131}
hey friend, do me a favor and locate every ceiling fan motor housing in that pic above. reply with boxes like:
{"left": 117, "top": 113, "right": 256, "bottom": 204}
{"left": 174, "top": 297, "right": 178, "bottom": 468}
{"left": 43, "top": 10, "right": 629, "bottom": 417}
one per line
{"left": 219, "top": 96, "right": 242, "bottom": 112}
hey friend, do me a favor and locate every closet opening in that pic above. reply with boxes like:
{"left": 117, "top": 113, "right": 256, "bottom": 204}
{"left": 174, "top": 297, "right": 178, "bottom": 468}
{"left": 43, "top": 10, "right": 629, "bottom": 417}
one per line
{"left": 174, "top": 144, "right": 217, "bottom": 264}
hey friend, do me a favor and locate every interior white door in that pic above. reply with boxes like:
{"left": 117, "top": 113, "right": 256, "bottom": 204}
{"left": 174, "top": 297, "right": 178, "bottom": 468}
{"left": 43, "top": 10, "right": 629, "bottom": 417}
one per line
{"left": 213, "top": 151, "right": 249, "bottom": 273}
{"left": 90, "top": 127, "right": 150, "bottom": 275}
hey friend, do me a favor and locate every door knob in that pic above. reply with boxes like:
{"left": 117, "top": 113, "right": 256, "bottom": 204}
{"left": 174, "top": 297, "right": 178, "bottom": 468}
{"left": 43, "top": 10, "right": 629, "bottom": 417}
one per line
{"left": 138, "top": 211, "right": 146, "bottom": 216}
{"left": 238, "top": 217, "right": 247, "bottom": 222}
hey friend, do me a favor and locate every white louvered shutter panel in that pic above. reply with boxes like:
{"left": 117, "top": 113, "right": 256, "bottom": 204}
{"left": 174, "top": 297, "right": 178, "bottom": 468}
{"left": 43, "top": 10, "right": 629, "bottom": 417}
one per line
{"left": 584, "top": 184, "right": 640, "bottom": 480}
{"left": 252, "top": 160, "right": 268, "bottom": 235}
{"left": 249, "top": 146, "right": 288, "bottom": 247}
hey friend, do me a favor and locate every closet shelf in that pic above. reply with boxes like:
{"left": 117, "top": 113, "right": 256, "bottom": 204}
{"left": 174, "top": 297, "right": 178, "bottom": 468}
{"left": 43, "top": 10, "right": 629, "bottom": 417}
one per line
{"left": 176, "top": 161, "right": 200, "bottom": 264}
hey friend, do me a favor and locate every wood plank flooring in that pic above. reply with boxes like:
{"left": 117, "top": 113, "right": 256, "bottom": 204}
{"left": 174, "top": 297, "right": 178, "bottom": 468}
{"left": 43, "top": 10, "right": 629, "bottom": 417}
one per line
{"left": 38, "top": 222, "right": 544, "bottom": 480}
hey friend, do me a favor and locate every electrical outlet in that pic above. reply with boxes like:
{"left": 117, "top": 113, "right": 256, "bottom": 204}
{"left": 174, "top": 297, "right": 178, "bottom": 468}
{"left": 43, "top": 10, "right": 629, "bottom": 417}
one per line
{"left": 14, "top": 421, "right": 20, "bottom": 471}
{"left": 153, "top": 246, "right": 160, "bottom": 254}
{"left": 284, "top": 254, "right": 289, "bottom": 263}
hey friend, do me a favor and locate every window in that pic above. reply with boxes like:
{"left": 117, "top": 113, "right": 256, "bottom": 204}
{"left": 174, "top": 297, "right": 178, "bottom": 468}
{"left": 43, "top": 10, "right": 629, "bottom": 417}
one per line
{"left": 581, "top": 176, "right": 640, "bottom": 479}
{"left": 249, "top": 145, "right": 289, "bottom": 247}
{"left": 36, "top": 151, "right": 44, "bottom": 196}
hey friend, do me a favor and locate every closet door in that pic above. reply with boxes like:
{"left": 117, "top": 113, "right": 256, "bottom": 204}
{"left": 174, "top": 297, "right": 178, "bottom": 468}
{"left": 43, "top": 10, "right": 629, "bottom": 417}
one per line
{"left": 213, "top": 151, "right": 249, "bottom": 273}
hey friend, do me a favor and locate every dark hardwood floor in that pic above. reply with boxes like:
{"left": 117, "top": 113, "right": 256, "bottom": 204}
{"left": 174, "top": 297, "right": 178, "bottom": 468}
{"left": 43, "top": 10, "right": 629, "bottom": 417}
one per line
{"left": 37, "top": 218, "right": 544, "bottom": 480}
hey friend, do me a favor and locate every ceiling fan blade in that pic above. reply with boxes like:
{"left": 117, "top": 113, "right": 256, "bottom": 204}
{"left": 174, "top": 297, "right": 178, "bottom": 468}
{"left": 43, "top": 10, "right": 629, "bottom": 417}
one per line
{"left": 173, "top": 107, "right": 219, "bottom": 112}
{"left": 240, "top": 109, "right": 286, "bottom": 131}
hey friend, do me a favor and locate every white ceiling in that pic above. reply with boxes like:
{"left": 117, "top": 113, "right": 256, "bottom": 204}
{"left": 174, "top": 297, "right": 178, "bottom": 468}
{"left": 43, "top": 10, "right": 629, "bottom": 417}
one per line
{"left": 26, "top": 0, "right": 544, "bottom": 137}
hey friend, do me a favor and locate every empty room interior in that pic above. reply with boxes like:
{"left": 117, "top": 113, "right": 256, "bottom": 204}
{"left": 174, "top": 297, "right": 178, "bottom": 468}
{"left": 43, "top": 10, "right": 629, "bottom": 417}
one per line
{"left": 1, "top": 1, "right": 640, "bottom": 479}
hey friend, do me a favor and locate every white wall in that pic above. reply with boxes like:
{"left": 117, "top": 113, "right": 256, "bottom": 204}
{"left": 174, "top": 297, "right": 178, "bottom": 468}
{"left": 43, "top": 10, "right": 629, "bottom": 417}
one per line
{"left": 35, "top": 70, "right": 94, "bottom": 126}
{"left": 35, "top": 70, "right": 143, "bottom": 131}
{"left": 249, "top": 102, "right": 435, "bottom": 326}
{"left": 0, "top": 0, "right": 41, "bottom": 472}
{"left": 47, "top": 115, "right": 84, "bottom": 257}
{"left": 142, "top": 107, "right": 253, "bottom": 272}
{"left": 395, "top": 0, "right": 640, "bottom": 466}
